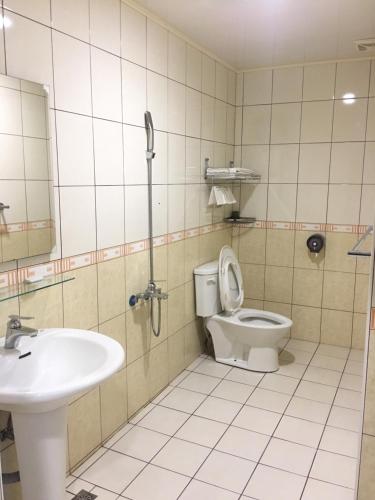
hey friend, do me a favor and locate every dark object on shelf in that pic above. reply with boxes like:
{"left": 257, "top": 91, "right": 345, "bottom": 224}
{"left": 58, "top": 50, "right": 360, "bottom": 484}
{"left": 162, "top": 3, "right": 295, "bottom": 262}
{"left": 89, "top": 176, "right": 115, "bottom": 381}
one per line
{"left": 306, "top": 234, "right": 325, "bottom": 254}
{"left": 224, "top": 211, "right": 256, "bottom": 224}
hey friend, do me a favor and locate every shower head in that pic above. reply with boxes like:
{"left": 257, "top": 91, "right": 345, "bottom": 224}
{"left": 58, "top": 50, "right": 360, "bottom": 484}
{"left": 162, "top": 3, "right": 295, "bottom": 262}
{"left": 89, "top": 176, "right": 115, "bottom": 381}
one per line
{"left": 144, "top": 111, "right": 154, "bottom": 154}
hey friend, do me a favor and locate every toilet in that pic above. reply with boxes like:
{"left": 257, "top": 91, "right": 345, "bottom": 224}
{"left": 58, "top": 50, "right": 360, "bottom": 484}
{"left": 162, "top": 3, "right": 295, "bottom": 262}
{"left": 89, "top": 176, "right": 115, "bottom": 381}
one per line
{"left": 194, "top": 246, "right": 292, "bottom": 372}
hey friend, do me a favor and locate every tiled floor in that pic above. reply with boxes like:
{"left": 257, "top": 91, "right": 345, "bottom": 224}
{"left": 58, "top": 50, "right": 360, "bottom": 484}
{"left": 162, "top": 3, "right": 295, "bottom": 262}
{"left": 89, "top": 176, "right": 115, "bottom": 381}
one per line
{"left": 66, "top": 339, "right": 364, "bottom": 500}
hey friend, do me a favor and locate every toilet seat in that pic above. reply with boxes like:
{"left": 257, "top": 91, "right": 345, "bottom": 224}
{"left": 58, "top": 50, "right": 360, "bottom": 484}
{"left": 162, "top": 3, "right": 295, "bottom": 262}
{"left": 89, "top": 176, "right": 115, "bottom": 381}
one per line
{"left": 218, "top": 246, "right": 244, "bottom": 313}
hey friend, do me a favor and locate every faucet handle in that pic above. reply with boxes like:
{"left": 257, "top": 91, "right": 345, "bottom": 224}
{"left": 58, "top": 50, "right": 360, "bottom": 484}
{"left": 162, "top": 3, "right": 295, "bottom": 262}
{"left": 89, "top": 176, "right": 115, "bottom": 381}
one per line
{"left": 8, "top": 315, "right": 34, "bottom": 327}
{"left": 8, "top": 315, "right": 34, "bottom": 321}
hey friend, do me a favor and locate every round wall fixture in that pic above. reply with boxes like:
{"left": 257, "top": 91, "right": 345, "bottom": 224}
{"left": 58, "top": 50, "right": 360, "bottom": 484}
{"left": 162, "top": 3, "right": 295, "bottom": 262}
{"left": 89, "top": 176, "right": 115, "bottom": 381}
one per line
{"left": 306, "top": 234, "right": 325, "bottom": 254}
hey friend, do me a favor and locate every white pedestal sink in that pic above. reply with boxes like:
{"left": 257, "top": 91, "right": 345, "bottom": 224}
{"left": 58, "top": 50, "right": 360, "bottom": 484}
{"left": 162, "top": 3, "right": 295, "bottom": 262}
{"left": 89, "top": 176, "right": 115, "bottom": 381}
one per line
{"left": 0, "top": 328, "right": 125, "bottom": 500}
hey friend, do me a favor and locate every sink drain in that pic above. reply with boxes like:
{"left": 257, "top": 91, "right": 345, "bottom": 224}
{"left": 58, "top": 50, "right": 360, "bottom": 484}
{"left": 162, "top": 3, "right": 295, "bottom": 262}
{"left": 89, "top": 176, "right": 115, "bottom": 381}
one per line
{"left": 72, "top": 490, "right": 97, "bottom": 500}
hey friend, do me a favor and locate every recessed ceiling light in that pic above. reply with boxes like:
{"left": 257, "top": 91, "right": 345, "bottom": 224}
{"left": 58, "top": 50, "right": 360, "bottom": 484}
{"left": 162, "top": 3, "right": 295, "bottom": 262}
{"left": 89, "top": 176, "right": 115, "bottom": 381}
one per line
{"left": 0, "top": 15, "right": 12, "bottom": 29}
{"left": 342, "top": 92, "right": 355, "bottom": 104}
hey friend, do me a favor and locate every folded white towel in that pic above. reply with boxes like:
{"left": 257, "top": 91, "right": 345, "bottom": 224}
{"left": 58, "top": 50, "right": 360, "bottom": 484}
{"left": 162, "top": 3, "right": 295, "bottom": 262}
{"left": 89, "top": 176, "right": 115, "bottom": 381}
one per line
{"left": 208, "top": 186, "right": 237, "bottom": 206}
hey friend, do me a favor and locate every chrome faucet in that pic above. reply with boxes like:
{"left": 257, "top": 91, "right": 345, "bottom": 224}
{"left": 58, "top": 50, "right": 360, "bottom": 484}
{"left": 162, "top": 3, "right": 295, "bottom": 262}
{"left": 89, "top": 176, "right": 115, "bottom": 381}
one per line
{"left": 4, "top": 315, "right": 38, "bottom": 349}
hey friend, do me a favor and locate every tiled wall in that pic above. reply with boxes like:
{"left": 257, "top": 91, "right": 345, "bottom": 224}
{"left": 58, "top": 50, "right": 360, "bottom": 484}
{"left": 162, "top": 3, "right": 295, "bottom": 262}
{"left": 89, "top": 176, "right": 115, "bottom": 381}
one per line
{"left": 233, "top": 60, "right": 375, "bottom": 347}
{"left": 0, "top": 0, "right": 236, "bottom": 495}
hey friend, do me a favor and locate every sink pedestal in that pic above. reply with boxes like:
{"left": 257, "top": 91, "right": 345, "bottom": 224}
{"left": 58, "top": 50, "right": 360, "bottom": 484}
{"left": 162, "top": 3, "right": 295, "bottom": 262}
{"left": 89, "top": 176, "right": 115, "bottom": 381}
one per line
{"left": 12, "top": 407, "right": 67, "bottom": 500}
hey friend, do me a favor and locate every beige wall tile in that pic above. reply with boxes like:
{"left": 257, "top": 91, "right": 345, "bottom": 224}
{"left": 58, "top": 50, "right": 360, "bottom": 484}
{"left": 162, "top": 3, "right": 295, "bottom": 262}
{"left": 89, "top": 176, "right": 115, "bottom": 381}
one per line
{"left": 100, "top": 368, "right": 127, "bottom": 440}
{"left": 264, "top": 266, "right": 293, "bottom": 303}
{"left": 243, "top": 298, "right": 264, "bottom": 309}
{"left": 185, "top": 236, "right": 200, "bottom": 282}
{"left": 238, "top": 228, "right": 266, "bottom": 264}
{"left": 168, "top": 284, "right": 186, "bottom": 336}
{"left": 68, "top": 388, "right": 101, "bottom": 469}
{"left": 321, "top": 309, "right": 353, "bottom": 346}
{"left": 355, "top": 274, "right": 370, "bottom": 313}
{"left": 264, "top": 301, "right": 292, "bottom": 318}
{"left": 126, "top": 303, "right": 150, "bottom": 364}
{"left": 97, "top": 257, "right": 126, "bottom": 324}
{"left": 364, "top": 333, "right": 375, "bottom": 435}
{"left": 19, "top": 284, "right": 63, "bottom": 329}
{"left": 185, "top": 280, "right": 196, "bottom": 324}
{"left": 168, "top": 240, "right": 185, "bottom": 290}
{"left": 127, "top": 355, "right": 149, "bottom": 417}
{"left": 352, "top": 313, "right": 367, "bottom": 350}
{"left": 184, "top": 319, "right": 204, "bottom": 365}
{"left": 293, "top": 268, "right": 323, "bottom": 308}
{"left": 150, "top": 300, "right": 168, "bottom": 349}
{"left": 358, "top": 433, "right": 375, "bottom": 500}
{"left": 63, "top": 265, "right": 98, "bottom": 330}
{"left": 2, "top": 231, "right": 28, "bottom": 261}
{"left": 0, "top": 297, "right": 19, "bottom": 329}
{"left": 148, "top": 340, "right": 169, "bottom": 399}
{"left": 154, "top": 244, "right": 168, "bottom": 283}
{"left": 294, "top": 231, "right": 325, "bottom": 270}
{"left": 266, "top": 229, "right": 294, "bottom": 267}
{"left": 242, "top": 263, "right": 265, "bottom": 300}
{"left": 324, "top": 233, "right": 357, "bottom": 273}
{"left": 168, "top": 328, "right": 186, "bottom": 381}
{"left": 291, "top": 305, "right": 321, "bottom": 342}
{"left": 98, "top": 313, "right": 126, "bottom": 353}
{"left": 125, "top": 250, "right": 149, "bottom": 309}
{"left": 322, "top": 271, "right": 355, "bottom": 311}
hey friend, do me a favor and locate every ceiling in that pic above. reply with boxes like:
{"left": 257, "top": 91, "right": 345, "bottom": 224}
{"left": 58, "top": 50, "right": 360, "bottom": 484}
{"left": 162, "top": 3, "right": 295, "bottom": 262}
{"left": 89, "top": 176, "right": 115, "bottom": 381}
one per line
{"left": 133, "top": 0, "right": 375, "bottom": 70}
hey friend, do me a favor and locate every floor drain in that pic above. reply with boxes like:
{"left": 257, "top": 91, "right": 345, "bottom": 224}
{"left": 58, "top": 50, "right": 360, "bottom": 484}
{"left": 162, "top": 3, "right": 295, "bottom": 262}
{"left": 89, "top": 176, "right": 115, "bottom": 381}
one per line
{"left": 72, "top": 490, "right": 97, "bottom": 500}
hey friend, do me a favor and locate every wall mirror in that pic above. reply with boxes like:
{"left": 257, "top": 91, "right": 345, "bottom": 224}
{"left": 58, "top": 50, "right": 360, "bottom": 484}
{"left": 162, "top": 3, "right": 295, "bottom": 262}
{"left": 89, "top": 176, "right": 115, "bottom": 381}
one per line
{"left": 0, "top": 74, "right": 54, "bottom": 264}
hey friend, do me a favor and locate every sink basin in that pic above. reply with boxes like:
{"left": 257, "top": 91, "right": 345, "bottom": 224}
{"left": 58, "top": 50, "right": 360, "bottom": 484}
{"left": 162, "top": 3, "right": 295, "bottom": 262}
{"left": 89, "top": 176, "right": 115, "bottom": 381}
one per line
{"left": 0, "top": 328, "right": 125, "bottom": 413}
{"left": 0, "top": 328, "right": 125, "bottom": 500}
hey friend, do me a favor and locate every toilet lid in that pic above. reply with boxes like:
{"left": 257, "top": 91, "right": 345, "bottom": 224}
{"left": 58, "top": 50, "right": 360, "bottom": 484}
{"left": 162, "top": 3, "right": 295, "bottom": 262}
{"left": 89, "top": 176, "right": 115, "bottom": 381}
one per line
{"left": 218, "top": 246, "right": 244, "bottom": 313}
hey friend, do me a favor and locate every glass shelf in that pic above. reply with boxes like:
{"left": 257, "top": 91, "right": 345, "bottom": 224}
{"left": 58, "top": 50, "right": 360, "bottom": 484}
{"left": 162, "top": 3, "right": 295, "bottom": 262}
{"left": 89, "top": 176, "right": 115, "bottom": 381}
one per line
{"left": 0, "top": 275, "right": 75, "bottom": 303}
{"left": 224, "top": 216, "right": 256, "bottom": 224}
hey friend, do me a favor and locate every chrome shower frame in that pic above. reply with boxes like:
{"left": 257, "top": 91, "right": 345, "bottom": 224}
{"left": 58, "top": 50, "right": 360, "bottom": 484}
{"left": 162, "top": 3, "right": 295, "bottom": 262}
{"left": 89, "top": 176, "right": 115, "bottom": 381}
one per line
{"left": 128, "top": 111, "right": 168, "bottom": 337}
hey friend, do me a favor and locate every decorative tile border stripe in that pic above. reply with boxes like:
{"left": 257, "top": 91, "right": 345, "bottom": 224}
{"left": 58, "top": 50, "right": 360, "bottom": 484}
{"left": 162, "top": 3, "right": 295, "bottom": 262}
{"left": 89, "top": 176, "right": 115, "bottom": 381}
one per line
{"left": 0, "top": 223, "right": 231, "bottom": 290}
{"left": 0, "top": 219, "right": 53, "bottom": 234}
{"left": 235, "top": 220, "right": 370, "bottom": 234}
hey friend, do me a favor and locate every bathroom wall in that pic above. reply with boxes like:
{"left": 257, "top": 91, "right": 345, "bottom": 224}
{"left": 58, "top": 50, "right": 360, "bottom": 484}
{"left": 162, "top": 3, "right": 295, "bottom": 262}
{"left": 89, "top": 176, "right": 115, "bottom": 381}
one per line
{"left": 0, "top": 0, "right": 235, "bottom": 493}
{"left": 357, "top": 235, "right": 375, "bottom": 499}
{"left": 233, "top": 60, "right": 375, "bottom": 348}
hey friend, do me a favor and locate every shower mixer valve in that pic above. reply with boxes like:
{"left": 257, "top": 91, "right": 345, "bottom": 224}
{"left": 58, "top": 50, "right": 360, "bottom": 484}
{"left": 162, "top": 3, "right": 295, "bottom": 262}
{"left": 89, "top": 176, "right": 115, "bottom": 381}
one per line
{"left": 129, "top": 282, "right": 168, "bottom": 307}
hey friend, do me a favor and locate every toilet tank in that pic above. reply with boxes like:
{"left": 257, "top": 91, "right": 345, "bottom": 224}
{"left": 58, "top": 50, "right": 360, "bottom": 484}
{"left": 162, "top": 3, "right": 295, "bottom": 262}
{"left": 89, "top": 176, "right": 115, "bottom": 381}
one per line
{"left": 194, "top": 260, "right": 221, "bottom": 317}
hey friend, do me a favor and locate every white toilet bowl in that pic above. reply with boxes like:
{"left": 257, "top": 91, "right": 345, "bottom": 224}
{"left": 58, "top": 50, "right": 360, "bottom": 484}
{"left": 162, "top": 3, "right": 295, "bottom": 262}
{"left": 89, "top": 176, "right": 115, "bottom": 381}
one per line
{"left": 194, "top": 246, "right": 292, "bottom": 372}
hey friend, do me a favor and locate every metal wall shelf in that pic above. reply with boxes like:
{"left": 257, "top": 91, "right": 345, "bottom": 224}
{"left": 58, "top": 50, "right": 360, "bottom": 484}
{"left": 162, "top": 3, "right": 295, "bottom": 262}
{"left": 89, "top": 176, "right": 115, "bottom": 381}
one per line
{"left": 204, "top": 158, "right": 261, "bottom": 181}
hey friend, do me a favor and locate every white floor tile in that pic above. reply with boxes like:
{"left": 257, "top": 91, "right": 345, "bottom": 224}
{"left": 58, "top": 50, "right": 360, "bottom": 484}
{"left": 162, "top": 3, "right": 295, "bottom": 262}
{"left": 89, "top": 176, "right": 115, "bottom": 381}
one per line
{"left": 285, "top": 396, "right": 331, "bottom": 424}
{"left": 211, "top": 379, "right": 255, "bottom": 403}
{"left": 179, "top": 372, "right": 221, "bottom": 394}
{"left": 286, "top": 339, "right": 318, "bottom": 352}
{"left": 194, "top": 358, "right": 232, "bottom": 378}
{"left": 295, "top": 380, "right": 336, "bottom": 404}
{"left": 280, "top": 348, "right": 314, "bottom": 365}
{"left": 348, "top": 349, "right": 364, "bottom": 362}
{"left": 316, "top": 344, "right": 349, "bottom": 360}
{"left": 215, "top": 426, "right": 270, "bottom": 462}
{"left": 152, "top": 386, "right": 174, "bottom": 404}
{"left": 310, "top": 450, "right": 357, "bottom": 488}
{"left": 259, "top": 373, "right": 299, "bottom": 395}
{"left": 334, "top": 388, "right": 363, "bottom": 411}
{"left": 179, "top": 479, "right": 239, "bottom": 500}
{"left": 244, "top": 464, "right": 306, "bottom": 500}
{"left": 303, "top": 366, "right": 341, "bottom": 387}
{"left": 158, "top": 387, "right": 206, "bottom": 413}
{"left": 91, "top": 487, "right": 119, "bottom": 499}
{"left": 67, "top": 478, "right": 94, "bottom": 494}
{"left": 80, "top": 450, "right": 145, "bottom": 494}
{"left": 152, "top": 438, "right": 210, "bottom": 476}
{"left": 319, "top": 426, "right": 359, "bottom": 458}
{"left": 137, "top": 405, "right": 189, "bottom": 435}
{"left": 274, "top": 415, "right": 324, "bottom": 448}
{"left": 195, "top": 450, "right": 256, "bottom": 494}
{"left": 232, "top": 405, "right": 281, "bottom": 435}
{"left": 277, "top": 362, "right": 306, "bottom": 379}
{"left": 195, "top": 396, "right": 242, "bottom": 424}
{"left": 327, "top": 406, "right": 362, "bottom": 432}
{"left": 73, "top": 448, "right": 107, "bottom": 476}
{"left": 224, "top": 367, "right": 264, "bottom": 386}
{"left": 123, "top": 464, "right": 190, "bottom": 500}
{"left": 111, "top": 426, "right": 169, "bottom": 461}
{"left": 344, "top": 360, "right": 363, "bottom": 376}
{"left": 260, "top": 438, "right": 315, "bottom": 476}
{"left": 175, "top": 415, "right": 228, "bottom": 448}
{"left": 186, "top": 357, "right": 205, "bottom": 371}
{"left": 310, "top": 354, "right": 346, "bottom": 372}
{"left": 302, "top": 478, "right": 355, "bottom": 500}
{"left": 104, "top": 424, "right": 134, "bottom": 449}
{"left": 339, "top": 373, "right": 362, "bottom": 392}
{"left": 130, "top": 403, "right": 156, "bottom": 424}
{"left": 170, "top": 370, "right": 190, "bottom": 386}
{"left": 246, "top": 388, "right": 291, "bottom": 413}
